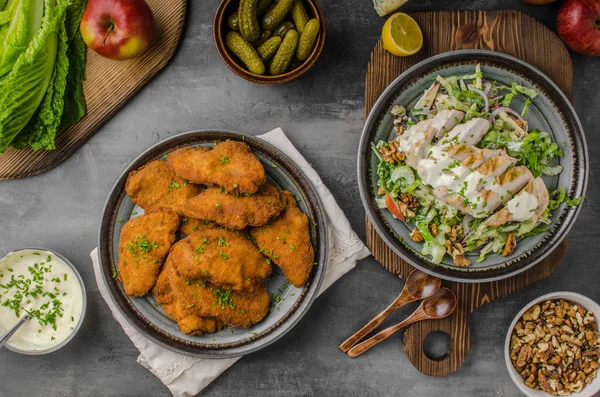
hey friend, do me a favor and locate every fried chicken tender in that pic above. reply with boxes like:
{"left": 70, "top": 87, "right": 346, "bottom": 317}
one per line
{"left": 169, "top": 229, "right": 271, "bottom": 291}
{"left": 166, "top": 141, "right": 266, "bottom": 194}
{"left": 250, "top": 191, "right": 314, "bottom": 287}
{"left": 154, "top": 261, "right": 270, "bottom": 331}
{"left": 118, "top": 210, "right": 180, "bottom": 297}
{"left": 125, "top": 160, "right": 201, "bottom": 212}
{"left": 153, "top": 265, "right": 221, "bottom": 335}
{"left": 177, "top": 183, "right": 286, "bottom": 230}
{"left": 178, "top": 218, "right": 218, "bottom": 236}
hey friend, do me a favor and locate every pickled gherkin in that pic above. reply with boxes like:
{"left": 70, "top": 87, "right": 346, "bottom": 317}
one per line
{"left": 296, "top": 18, "right": 320, "bottom": 61}
{"left": 262, "top": 0, "right": 295, "bottom": 31}
{"left": 225, "top": 31, "right": 266, "bottom": 75}
{"left": 269, "top": 30, "right": 299, "bottom": 75}
{"left": 238, "top": 0, "right": 261, "bottom": 42}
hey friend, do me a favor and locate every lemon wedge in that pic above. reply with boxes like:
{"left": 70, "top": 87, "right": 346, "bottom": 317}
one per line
{"left": 382, "top": 13, "right": 423, "bottom": 56}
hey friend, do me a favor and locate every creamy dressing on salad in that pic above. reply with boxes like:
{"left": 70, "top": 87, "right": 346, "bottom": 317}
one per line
{"left": 0, "top": 250, "right": 83, "bottom": 352}
{"left": 398, "top": 122, "right": 430, "bottom": 154}
{"left": 418, "top": 146, "right": 493, "bottom": 216}
{"left": 507, "top": 192, "right": 538, "bottom": 221}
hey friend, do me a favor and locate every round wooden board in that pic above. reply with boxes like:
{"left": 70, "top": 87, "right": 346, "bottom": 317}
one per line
{"left": 364, "top": 10, "right": 571, "bottom": 376}
{"left": 0, "top": 0, "right": 187, "bottom": 180}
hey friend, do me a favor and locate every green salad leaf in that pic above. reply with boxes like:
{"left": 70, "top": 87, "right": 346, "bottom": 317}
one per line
{"left": 13, "top": 6, "right": 70, "bottom": 150}
{"left": 0, "top": 0, "right": 63, "bottom": 152}
{"left": 60, "top": 0, "right": 86, "bottom": 129}
{"left": 0, "top": 0, "right": 87, "bottom": 152}
{"left": 0, "top": 0, "right": 44, "bottom": 80}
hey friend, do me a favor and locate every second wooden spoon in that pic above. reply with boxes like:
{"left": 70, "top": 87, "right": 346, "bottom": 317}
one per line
{"left": 347, "top": 287, "right": 457, "bottom": 358}
{"left": 339, "top": 269, "right": 441, "bottom": 353}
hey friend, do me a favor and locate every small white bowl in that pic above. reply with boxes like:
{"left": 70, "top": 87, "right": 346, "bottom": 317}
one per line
{"left": 0, "top": 248, "right": 87, "bottom": 355}
{"left": 505, "top": 292, "right": 600, "bottom": 397}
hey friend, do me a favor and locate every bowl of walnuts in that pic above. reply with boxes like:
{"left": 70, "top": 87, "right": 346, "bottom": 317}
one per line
{"left": 505, "top": 292, "right": 600, "bottom": 397}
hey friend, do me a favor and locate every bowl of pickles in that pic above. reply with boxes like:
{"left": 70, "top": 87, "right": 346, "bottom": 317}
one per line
{"left": 213, "top": 0, "right": 325, "bottom": 84}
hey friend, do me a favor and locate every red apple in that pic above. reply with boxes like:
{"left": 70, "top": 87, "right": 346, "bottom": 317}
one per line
{"left": 522, "top": 0, "right": 559, "bottom": 4}
{"left": 385, "top": 193, "right": 405, "bottom": 221}
{"left": 80, "top": 0, "right": 155, "bottom": 60}
{"left": 557, "top": 0, "right": 600, "bottom": 56}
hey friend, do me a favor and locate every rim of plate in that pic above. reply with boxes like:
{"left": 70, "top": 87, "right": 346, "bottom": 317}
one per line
{"left": 98, "top": 130, "right": 328, "bottom": 358}
{"left": 358, "top": 49, "right": 588, "bottom": 283}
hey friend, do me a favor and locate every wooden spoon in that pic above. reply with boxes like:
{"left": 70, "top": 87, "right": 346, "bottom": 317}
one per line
{"left": 347, "top": 287, "right": 457, "bottom": 358}
{"left": 339, "top": 269, "right": 441, "bottom": 353}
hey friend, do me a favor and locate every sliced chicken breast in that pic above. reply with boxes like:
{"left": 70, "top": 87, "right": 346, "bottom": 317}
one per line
{"left": 437, "top": 165, "right": 533, "bottom": 218}
{"left": 481, "top": 166, "right": 534, "bottom": 214}
{"left": 485, "top": 177, "right": 549, "bottom": 227}
{"left": 439, "top": 118, "right": 491, "bottom": 148}
{"left": 431, "top": 109, "right": 465, "bottom": 139}
{"left": 398, "top": 110, "right": 465, "bottom": 167}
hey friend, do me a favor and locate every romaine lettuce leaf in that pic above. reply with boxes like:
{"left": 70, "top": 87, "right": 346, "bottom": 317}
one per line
{"left": 60, "top": 0, "right": 86, "bottom": 129}
{"left": 12, "top": 3, "right": 70, "bottom": 151}
{"left": 0, "top": 0, "right": 66, "bottom": 152}
{"left": 0, "top": 0, "right": 44, "bottom": 79}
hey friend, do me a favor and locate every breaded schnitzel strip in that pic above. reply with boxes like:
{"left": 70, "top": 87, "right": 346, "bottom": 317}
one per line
{"left": 166, "top": 141, "right": 266, "bottom": 194}
{"left": 179, "top": 218, "right": 218, "bottom": 236}
{"left": 118, "top": 210, "right": 180, "bottom": 297}
{"left": 169, "top": 229, "right": 271, "bottom": 291}
{"left": 125, "top": 160, "right": 201, "bottom": 212}
{"left": 177, "top": 183, "right": 286, "bottom": 230}
{"left": 250, "top": 191, "right": 314, "bottom": 288}
{"left": 155, "top": 261, "right": 269, "bottom": 329}
{"left": 153, "top": 265, "right": 221, "bottom": 335}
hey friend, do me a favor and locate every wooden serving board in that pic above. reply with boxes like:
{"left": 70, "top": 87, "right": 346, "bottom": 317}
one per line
{"left": 365, "top": 10, "right": 572, "bottom": 376}
{"left": 0, "top": 0, "right": 186, "bottom": 180}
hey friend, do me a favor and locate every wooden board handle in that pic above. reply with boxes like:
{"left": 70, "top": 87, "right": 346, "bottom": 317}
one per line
{"left": 402, "top": 305, "right": 470, "bottom": 376}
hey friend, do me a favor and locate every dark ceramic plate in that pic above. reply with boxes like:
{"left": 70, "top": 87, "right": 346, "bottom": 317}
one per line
{"left": 358, "top": 50, "right": 588, "bottom": 283}
{"left": 98, "top": 130, "right": 328, "bottom": 358}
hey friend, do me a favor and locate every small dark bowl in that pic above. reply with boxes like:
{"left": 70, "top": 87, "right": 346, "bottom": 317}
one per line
{"left": 213, "top": 0, "right": 325, "bottom": 84}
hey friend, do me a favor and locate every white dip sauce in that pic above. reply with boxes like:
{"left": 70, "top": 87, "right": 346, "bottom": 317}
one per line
{"left": 507, "top": 191, "right": 538, "bottom": 221}
{"left": 0, "top": 249, "right": 83, "bottom": 352}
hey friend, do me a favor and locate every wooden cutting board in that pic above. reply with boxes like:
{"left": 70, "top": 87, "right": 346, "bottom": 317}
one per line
{"left": 0, "top": 0, "right": 186, "bottom": 180}
{"left": 364, "top": 10, "right": 572, "bottom": 376}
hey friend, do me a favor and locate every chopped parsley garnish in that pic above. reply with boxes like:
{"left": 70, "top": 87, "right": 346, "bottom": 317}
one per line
{"left": 1, "top": 262, "right": 65, "bottom": 331}
{"left": 213, "top": 286, "right": 235, "bottom": 309}
{"left": 218, "top": 236, "right": 229, "bottom": 247}
{"left": 219, "top": 155, "right": 230, "bottom": 164}
{"left": 442, "top": 160, "right": 461, "bottom": 172}
{"left": 168, "top": 181, "right": 181, "bottom": 192}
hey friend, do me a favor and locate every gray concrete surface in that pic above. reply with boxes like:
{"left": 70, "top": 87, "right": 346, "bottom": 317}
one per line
{"left": 1, "top": 0, "right": 599, "bottom": 396}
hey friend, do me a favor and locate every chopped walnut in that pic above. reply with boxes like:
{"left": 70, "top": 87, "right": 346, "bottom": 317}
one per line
{"left": 409, "top": 228, "right": 423, "bottom": 242}
{"left": 510, "top": 299, "right": 600, "bottom": 395}
{"left": 393, "top": 125, "right": 407, "bottom": 136}
{"left": 429, "top": 223, "right": 438, "bottom": 236}
{"left": 502, "top": 232, "right": 517, "bottom": 256}
{"left": 453, "top": 255, "right": 470, "bottom": 267}
{"left": 400, "top": 193, "right": 419, "bottom": 209}
{"left": 380, "top": 140, "right": 406, "bottom": 163}
{"left": 447, "top": 224, "right": 462, "bottom": 243}
{"left": 397, "top": 201, "right": 415, "bottom": 219}
{"left": 444, "top": 240, "right": 470, "bottom": 267}
{"left": 377, "top": 184, "right": 385, "bottom": 196}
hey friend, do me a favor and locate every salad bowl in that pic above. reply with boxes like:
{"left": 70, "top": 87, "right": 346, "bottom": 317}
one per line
{"left": 358, "top": 50, "right": 587, "bottom": 283}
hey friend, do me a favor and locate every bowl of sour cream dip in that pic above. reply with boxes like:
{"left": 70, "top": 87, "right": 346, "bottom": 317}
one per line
{"left": 0, "top": 248, "right": 86, "bottom": 354}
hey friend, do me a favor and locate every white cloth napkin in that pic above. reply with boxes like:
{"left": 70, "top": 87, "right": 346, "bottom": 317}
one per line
{"left": 90, "top": 127, "right": 370, "bottom": 396}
